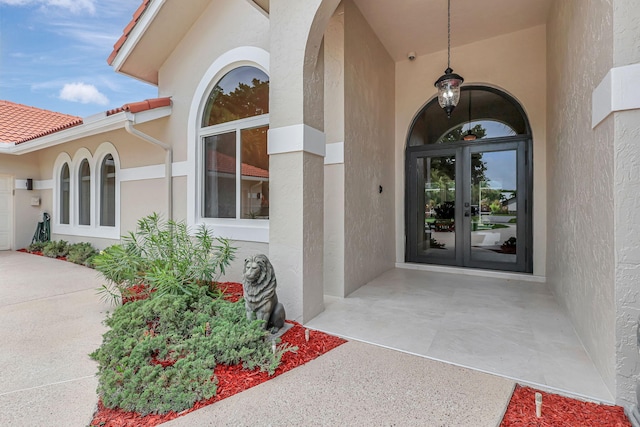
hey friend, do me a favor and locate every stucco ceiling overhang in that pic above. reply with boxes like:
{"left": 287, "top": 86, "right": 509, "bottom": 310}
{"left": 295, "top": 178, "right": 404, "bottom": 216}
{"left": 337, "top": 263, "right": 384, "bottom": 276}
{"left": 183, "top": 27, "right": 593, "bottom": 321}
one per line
{"left": 353, "top": 0, "right": 553, "bottom": 61}
{"left": 235, "top": 0, "right": 551, "bottom": 61}
{"left": 113, "top": 0, "right": 551, "bottom": 83}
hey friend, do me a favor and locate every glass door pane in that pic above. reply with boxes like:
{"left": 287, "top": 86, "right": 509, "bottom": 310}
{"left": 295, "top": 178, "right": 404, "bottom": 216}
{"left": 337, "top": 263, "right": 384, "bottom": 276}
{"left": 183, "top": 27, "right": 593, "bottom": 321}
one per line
{"left": 468, "top": 149, "right": 518, "bottom": 266}
{"left": 414, "top": 153, "right": 457, "bottom": 262}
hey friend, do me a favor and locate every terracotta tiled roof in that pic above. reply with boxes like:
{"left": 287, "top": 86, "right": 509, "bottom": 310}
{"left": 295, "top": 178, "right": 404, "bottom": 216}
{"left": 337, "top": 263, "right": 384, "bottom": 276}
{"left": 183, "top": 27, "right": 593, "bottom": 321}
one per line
{"left": 1, "top": 97, "right": 171, "bottom": 145}
{"left": 106, "top": 97, "right": 172, "bottom": 116}
{"left": 107, "top": 0, "right": 152, "bottom": 66}
{"left": 0, "top": 101, "right": 82, "bottom": 144}
{"left": 208, "top": 151, "right": 269, "bottom": 179}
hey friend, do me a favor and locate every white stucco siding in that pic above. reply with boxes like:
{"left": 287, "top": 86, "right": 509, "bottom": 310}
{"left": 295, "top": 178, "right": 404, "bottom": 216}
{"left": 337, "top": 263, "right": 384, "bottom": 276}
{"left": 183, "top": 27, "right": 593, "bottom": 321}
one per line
{"left": 615, "top": 109, "right": 640, "bottom": 408}
{"left": 547, "top": 0, "right": 616, "bottom": 399}
{"left": 395, "top": 25, "right": 548, "bottom": 276}
{"left": 613, "top": 0, "right": 640, "bottom": 409}
{"left": 343, "top": 0, "right": 396, "bottom": 294}
{"left": 0, "top": 154, "right": 42, "bottom": 249}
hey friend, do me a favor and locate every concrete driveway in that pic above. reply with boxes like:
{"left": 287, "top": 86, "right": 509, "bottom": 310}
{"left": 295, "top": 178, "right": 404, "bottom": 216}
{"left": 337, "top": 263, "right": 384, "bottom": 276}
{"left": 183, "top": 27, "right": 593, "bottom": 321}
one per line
{"left": 0, "top": 250, "right": 516, "bottom": 427}
{"left": 0, "top": 251, "right": 109, "bottom": 426}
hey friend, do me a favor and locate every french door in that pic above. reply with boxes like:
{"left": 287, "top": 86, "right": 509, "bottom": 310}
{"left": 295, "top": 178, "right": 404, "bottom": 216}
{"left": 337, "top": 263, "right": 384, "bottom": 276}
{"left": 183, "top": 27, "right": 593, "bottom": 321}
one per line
{"left": 406, "top": 138, "right": 532, "bottom": 273}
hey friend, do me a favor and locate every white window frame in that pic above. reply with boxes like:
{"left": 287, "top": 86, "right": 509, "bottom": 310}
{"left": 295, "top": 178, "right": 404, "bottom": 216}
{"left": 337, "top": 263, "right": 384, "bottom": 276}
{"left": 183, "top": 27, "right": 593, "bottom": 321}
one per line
{"left": 52, "top": 142, "right": 121, "bottom": 239}
{"left": 199, "top": 114, "right": 269, "bottom": 226}
{"left": 187, "top": 46, "right": 270, "bottom": 243}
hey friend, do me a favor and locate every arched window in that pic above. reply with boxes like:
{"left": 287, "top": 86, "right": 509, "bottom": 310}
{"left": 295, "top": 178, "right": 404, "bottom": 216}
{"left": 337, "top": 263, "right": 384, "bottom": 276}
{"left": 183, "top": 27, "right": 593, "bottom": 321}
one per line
{"left": 200, "top": 66, "right": 269, "bottom": 220}
{"left": 60, "top": 163, "right": 70, "bottom": 225}
{"left": 100, "top": 154, "right": 116, "bottom": 227}
{"left": 78, "top": 159, "right": 91, "bottom": 226}
{"left": 408, "top": 87, "right": 529, "bottom": 146}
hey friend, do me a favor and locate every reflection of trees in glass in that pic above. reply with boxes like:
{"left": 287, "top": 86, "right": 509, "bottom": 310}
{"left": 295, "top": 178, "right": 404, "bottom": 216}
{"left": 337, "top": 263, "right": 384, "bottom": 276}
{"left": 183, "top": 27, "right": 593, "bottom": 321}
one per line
{"left": 203, "top": 78, "right": 269, "bottom": 126}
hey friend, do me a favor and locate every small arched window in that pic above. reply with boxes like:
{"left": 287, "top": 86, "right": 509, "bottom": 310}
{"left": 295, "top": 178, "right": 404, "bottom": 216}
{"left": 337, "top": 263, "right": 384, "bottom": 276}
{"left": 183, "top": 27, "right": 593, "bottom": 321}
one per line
{"left": 200, "top": 66, "right": 270, "bottom": 220}
{"left": 100, "top": 154, "right": 116, "bottom": 227}
{"left": 78, "top": 159, "right": 91, "bottom": 226}
{"left": 408, "top": 87, "right": 530, "bottom": 146}
{"left": 60, "top": 163, "right": 70, "bottom": 225}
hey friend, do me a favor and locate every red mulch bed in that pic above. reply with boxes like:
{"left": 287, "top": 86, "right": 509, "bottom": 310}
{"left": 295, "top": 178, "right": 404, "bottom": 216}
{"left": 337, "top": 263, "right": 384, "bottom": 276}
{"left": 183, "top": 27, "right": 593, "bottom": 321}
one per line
{"left": 17, "top": 248, "right": 66, "bottom": 261}
{"left": 89, "top": 282, "right": 347, "bottom": 427}
{"left": 501, "top": 385, "right": 631, "bottom": 426}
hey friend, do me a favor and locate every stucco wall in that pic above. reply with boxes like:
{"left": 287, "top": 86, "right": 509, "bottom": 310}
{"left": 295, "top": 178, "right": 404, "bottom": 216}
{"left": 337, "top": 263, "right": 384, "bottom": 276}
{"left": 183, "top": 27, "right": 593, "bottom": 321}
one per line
{"left": 343, "top": 0, "right": 395, "bottom": 294}
{"left": 546, "top": 0, "right": 616, "bottom": 397}
{"left": 395, "top": 25, "right": 548, "bottom": 277}
{"left": 0, "top": 153, "right": 44, "bottom": 249}
{"left": 158, "top": 0, "right": 270, "bottom": 164}
{"left": 323, "top": 5, "right": 345, "bottom": 297}
{"left": 612, "top": 0, "right": 640, "bottom": 409}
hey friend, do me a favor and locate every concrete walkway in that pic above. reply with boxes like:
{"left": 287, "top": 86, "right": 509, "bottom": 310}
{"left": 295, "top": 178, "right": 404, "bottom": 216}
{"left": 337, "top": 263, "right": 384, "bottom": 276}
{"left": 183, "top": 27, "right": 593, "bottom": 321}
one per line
{"left": 0, "top": 251, "right": 109, "bottom": 426}
{"left": 0, "top": 251, "right": 516, "bottom": 426}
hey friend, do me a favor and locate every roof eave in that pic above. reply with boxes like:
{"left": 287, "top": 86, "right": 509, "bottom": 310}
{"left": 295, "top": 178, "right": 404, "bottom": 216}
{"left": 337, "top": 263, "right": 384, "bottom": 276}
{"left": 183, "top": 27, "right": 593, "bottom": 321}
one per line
{"left": 109, "top": 0, "right": 166, "bottom": 85}
{"left": 5, "top": 105, "right": 172, "bottom": 155}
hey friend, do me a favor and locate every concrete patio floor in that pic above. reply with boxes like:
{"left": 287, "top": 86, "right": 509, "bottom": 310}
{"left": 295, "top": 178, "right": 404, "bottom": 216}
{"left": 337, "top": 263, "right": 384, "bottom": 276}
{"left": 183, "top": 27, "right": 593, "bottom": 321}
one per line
{"left": 306, "top": 266, "right": 614, "bottom": 404}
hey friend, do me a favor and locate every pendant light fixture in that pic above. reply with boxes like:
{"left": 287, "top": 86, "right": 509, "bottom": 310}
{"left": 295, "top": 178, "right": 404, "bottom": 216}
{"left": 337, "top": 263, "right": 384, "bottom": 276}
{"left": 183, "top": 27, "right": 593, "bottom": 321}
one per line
{"left": 462, "top": 90, "right": 477, "bottom": 141}
{"left": 434, "top": 0, "right": 463, "bottom": 118}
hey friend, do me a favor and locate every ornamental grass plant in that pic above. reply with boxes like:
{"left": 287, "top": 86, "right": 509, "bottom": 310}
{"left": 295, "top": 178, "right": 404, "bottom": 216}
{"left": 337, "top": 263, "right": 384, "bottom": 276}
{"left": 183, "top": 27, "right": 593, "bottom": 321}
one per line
{"left": 93, "top": 213, "right": 235, "bottom": 304}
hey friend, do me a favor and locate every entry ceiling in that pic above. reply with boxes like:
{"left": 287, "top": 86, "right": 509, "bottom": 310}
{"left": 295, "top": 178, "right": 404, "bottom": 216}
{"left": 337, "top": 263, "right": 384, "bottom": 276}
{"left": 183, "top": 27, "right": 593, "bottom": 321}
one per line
{"left": 352, "top": 0, "right": 553, "bottom": 61}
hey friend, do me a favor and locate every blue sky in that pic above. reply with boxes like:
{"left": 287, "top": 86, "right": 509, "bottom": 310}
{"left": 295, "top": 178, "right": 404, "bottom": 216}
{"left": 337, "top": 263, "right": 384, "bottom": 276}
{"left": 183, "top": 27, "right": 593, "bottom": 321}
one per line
{"left": 0, "top": 0, "right": 157, "bottom": 118}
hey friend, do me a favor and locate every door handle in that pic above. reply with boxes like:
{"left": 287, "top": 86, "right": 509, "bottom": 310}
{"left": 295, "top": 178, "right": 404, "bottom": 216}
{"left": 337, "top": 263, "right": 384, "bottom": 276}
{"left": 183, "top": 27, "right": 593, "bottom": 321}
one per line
{"left": 464, "top": 210, "right": 470, "bottom": 217}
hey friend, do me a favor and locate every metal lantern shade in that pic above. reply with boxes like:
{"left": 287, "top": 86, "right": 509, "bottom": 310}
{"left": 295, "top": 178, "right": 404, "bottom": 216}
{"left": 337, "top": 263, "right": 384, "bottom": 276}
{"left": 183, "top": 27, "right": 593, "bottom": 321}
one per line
{"left": 434, "top": 67, "right": 464, "bottom": 118}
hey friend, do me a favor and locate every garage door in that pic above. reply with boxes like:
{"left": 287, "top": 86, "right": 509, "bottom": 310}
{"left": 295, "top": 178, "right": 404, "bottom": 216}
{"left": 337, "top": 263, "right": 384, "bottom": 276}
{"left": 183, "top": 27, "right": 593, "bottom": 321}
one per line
{"left": 0, "top": 176, "right": 12, "bottom": 250}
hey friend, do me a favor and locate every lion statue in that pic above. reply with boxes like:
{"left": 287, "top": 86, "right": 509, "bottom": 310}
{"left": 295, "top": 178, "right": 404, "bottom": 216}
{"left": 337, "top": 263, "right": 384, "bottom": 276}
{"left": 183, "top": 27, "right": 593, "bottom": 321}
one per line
{"left": 242, "top": 254, "right": 286, "bottom": 333}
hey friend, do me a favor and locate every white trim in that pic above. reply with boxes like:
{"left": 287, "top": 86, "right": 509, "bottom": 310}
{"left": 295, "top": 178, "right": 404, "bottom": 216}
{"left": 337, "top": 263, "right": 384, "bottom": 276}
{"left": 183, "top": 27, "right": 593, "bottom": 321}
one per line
{"left": 324, "top": 141, "right": 344, "bottom": 165}
{"left": 120, "top": 164, "right": 166, "bottom": 182}
{"left": 202, "top": 220, "right": 269, "bottom": 243}
{"left": 13, "top": 179, "right": 54, "bottom": 191}
{"left": 14, "top": 179, "right": 28, "bottom": 190}
{"left": 592, "top": 63, "right": 640, "bottom": 128}
{"left": 35, "top": 180, "right": 53, "bottom": 190}
{"left": 267, "top": 124, "right": 326, "bottom": 157}
{"left": 172, "top": 161, "right": 189, "bottom": 177}
{"left": 187, "top": 47, "right": 270, "bottom": 239}
{"left": 51, "top": 144, "right": 121, "bottom": 240}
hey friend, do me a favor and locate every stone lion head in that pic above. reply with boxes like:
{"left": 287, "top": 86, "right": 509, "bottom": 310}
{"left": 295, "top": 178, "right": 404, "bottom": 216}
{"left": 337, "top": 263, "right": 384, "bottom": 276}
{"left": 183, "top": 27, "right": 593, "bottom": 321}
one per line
{"left": 243, "top": 254, "right": 269, "bottom": 284}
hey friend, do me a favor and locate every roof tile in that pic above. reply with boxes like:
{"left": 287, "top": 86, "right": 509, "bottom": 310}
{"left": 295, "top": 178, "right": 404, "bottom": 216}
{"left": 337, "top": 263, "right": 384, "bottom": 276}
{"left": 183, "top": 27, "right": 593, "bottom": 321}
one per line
{"left": 0, "top": 101, "right": 82, "bottom": 144}
{"left": 1, "top": 97, "right": 172, "bottom": 145}
{"left": 105, "top": 97, "right": 171, "bottom": 116}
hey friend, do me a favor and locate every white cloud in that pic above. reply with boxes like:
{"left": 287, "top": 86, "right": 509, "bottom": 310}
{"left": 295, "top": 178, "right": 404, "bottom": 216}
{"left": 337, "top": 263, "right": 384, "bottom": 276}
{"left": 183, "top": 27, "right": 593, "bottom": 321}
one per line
{"left": 59, "top": 82, "right": 109, "bottom": 105}
{"left": 0, "top": 0, "right": 96, "bottom": 14}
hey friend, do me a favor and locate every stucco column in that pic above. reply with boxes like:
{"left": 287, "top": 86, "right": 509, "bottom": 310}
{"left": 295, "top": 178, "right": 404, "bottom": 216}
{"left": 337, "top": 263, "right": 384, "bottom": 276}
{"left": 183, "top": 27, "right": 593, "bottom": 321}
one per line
{"left": 268, "top": 0, "right": 338, "bottom": 322}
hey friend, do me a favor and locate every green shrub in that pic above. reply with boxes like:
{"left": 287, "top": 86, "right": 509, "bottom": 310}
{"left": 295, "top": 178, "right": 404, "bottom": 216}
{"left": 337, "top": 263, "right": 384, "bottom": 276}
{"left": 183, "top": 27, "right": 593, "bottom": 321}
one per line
{"left": 42, "top": 240, "right": 69, "bottom": 258}
{"left": 67, "top": 242, "right": 98, "bottom": 267}
{"left": 93, "top": 213, "right": 236, "bottom": 305}
{"left": 28, "top": 241, "right": 46, "bottom": 253}
{"left": 90, "top": 287, "right": 292, "bottom": 415}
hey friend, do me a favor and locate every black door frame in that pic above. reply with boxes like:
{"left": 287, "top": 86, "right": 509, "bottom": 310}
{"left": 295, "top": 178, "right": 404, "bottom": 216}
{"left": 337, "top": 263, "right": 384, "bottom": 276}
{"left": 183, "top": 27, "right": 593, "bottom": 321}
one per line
{"left": 405, "top": 86, "right": 533, "bottom": 273}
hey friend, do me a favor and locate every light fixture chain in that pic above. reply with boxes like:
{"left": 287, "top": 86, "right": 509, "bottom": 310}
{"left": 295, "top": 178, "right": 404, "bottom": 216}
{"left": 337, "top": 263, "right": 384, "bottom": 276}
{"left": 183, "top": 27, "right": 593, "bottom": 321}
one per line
{"left": 447, "top": 0, "right": 451, "bottom": 69}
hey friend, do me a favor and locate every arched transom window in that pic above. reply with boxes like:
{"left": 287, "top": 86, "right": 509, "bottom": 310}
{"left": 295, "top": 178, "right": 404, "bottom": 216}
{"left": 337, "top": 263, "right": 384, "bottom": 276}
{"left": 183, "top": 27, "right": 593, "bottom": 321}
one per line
{"left": 200, "top": 66, "right": 269, "bottom": 220}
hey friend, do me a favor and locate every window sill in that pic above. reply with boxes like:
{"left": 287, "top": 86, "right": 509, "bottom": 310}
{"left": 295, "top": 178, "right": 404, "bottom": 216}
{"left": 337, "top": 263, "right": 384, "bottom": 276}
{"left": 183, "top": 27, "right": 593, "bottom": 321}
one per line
{"left": 196, "top": 219, "right": 269, "bottom": 243}
{"left": 52, "top": 224, "right": 121, "bottom": 240}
